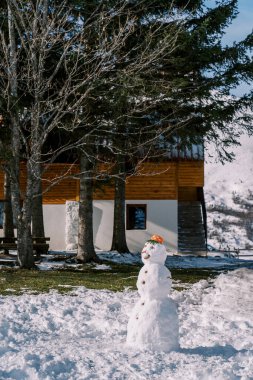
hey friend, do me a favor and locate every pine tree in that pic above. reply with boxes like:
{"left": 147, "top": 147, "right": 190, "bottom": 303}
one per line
{"left": 67, "top": 0, "right": 183, "bottom": 256}
{"left": 104, "top": 0, "right": 253, "bottom": 252}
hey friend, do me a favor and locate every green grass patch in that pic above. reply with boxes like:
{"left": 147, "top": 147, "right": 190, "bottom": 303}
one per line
{"left": 0, "top": 263, "right": 140, "bottom": 295}
{"left": 0, "top": 262, "right": 218, "bottom": 296}
{"left": 171, "top": 268, "right": 219, "bottom": 284}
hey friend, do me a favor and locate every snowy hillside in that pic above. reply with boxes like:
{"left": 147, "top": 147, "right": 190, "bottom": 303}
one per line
{"left": 205, "top": 133, "right": 253, "bottom": 249}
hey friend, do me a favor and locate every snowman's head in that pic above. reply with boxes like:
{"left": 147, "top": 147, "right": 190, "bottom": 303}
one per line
{"left": 141, "top": 235, "right": 167, "bottom": 265}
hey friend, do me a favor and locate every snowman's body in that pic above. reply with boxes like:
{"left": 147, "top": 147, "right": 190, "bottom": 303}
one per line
{"left": 127, "top": 240, "right": 179, "bottom": 352}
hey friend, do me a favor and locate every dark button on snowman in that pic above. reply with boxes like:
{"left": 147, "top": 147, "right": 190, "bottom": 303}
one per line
{"left": 127, "top": 235, "right": 179, "bottom": 352}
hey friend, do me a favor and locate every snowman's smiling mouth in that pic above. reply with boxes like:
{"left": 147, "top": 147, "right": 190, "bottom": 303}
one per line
{"left": 142, "top": 252, "right": 150, "bottom": 260}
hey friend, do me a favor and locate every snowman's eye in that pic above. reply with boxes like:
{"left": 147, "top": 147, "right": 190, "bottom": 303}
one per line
{"left": 150, "top": 246, "right": 154, "bottom": 249}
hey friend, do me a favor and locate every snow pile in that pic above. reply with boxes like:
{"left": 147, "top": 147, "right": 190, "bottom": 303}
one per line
{"left": 178, "top": 268, "right": 253, "bottom": 351}
{"left": 0, "top": 269, "right": 252, "bottom": 379}
{"left": 205, "top": 133, "right": 253, "bottom": 249}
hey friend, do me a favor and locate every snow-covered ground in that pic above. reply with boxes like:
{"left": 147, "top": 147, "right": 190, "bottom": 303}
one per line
{"left": 0, "top": 268, "right": 252, "bottom": 380}
{"left": 99, "top": 250, "right": 253, "bottom": 269}
{"left": 2, "top": 249, "right": 253, "bottom": 272}
{"left": 205, "top": 133, "right": 253, "bottom": 250}
{"left": 1, "top": 249, "right": 253, "bottom": 379}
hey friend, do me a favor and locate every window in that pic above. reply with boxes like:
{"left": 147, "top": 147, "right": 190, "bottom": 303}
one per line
{"left": 126, "top": 204, "right": 147, "bottom": 230}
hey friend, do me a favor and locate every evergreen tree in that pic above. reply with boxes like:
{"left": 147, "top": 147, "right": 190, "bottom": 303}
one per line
{"left": 67, "top": 0, "right": 182, "bottom": 256}
{"left": 104, "top": 0, "right": 253, "bottom": 252}
{"left": 140, "top": 0, "right": 253, "bottom": 157}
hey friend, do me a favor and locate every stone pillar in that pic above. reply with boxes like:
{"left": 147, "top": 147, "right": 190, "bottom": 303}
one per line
{"left": 65, "top": 201, "right": 79, "bottom": 250}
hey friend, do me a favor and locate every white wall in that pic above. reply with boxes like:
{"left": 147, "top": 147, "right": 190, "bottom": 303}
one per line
{"left": 43, "top": 205, "right": 66, "bottom": 251}
{"left": 0, "top": 205, "right": 66, "bottom": 251}
{"left": 125, "top": 200, "right": 177, "bottom": 252}
{"left": 93, "top": 201, "right": 113, "bottom": 251}
{"left": 43, "top": 200, "right": 178, "bottom": 252}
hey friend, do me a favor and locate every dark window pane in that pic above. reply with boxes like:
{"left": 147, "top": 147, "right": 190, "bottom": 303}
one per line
{"left": 133, "top": 207, "right": 145, "bottom": 229}
{"left": 127, "top": 205, "right": 146, "bottom": 230}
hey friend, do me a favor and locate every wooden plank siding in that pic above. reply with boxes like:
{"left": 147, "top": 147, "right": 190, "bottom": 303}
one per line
{"left": 94, "top": 162, "right": 178, "bottom": 200}
{"left": 178, "top": 161, "right": 204, "bottom": 187}
{"left": 0, "top": 163, "right": 80, "bottom": 205}
{"left": 41, "top": 164, "right": 80, "bottom": 204}
{"left": 0, "top": 161, "right": 204, "bottom": 203}
{"left": 126, "top": 163, "right": 178, "bottom": 200}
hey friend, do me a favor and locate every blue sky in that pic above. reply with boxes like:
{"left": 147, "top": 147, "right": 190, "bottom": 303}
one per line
{"left": 206, "top": 0, "right": 252, "bottom": 44}
{"left": 226, "top": 0, "right": 252, "bottom": 95}
{"left": 222, "top": 0, "right": 252, "bottom": 45}
{"left": 208, "top": 0, "right": 253, "bottom": 95}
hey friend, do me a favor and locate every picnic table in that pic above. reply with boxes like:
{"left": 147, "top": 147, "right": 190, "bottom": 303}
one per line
{"left": 0, "top": 237, "right": 50, "bottom": 256}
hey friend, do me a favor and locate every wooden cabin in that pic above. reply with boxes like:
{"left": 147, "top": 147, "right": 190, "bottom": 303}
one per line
{"left": 0, "top": 147, "right": 206, "bottom": 253}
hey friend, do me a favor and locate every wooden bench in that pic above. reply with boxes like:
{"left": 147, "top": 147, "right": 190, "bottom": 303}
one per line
{"left": 0, "top": 237, "right": 50, "bottom": 256}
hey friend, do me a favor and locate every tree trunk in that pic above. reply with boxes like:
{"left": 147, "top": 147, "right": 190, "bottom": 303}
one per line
{"left": 32, "top": 180, "right": 45, "bottom": 238}
{"left": 3, "top": 171, "right": 14, "bottom": 239}
{"left": 77, "top": 154, "right": 99, "bottom": 263}
{"left": 16, "top": 215, "right": 34, "bottom": 268}
{"left": 11, "top": 164, "right": 35, "bottom": 268}
{"left": 32, "top": 163, "right": 46, "bottom": 255}
{"left": 10, "top": 170, "right": 34, "bottom": 268}
{"left": 110, "top": 157, "right": 130, "bottom": 253}
{"left": 8, "top": 142, "right": 35, "bottom": 268}
{"left": 7, "top": 5, "right": 33, "bottom": 268}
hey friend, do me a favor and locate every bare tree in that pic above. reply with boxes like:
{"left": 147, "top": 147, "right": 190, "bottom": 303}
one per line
{"left": 0, "top": 0, "right": 184, "bottom": 266}
{"left": 0, "top": 0, "right": 150, "bottom": 267}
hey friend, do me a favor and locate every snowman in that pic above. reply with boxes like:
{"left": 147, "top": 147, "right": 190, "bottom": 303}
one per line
{"left": 126, "top": 235, "right": 179, "bottom": 352}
